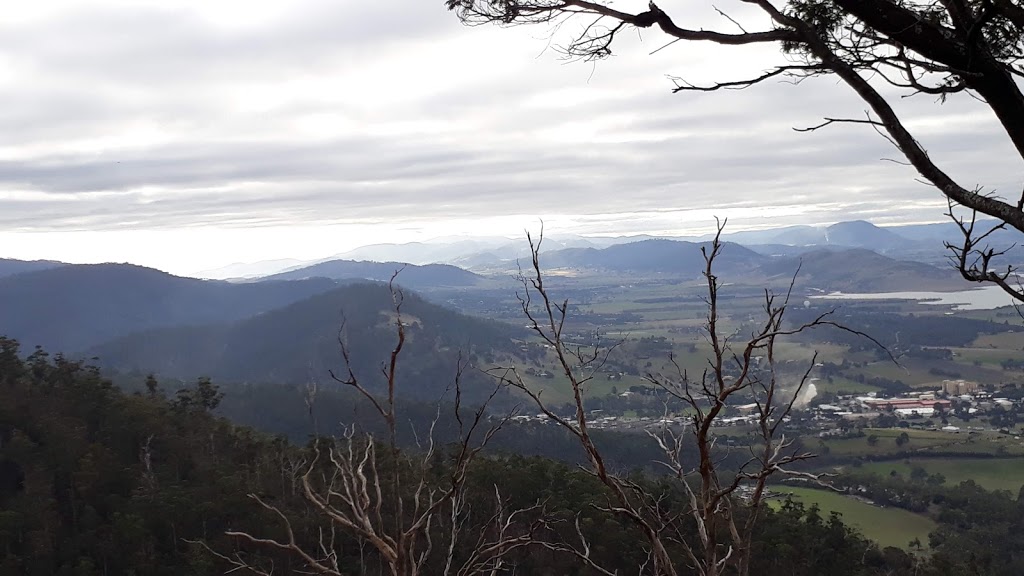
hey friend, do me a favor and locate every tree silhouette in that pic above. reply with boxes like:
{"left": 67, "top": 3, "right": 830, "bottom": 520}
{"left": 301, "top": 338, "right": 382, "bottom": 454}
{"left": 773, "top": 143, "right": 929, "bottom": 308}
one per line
{"left": 448, "top": 0, "right": 1024, "bottom": 300}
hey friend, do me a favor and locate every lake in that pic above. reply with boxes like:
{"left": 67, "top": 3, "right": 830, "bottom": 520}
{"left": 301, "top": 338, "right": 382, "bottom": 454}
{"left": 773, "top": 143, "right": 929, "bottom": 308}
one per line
{"left": 811, "top": 285, "right": 1017, "bottom": 311}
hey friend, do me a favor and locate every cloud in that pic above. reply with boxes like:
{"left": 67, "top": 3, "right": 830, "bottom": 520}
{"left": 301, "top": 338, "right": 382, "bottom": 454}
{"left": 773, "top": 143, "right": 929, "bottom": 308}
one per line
{"left": 0, "top": 0, "right": 1018, "bottom": 271}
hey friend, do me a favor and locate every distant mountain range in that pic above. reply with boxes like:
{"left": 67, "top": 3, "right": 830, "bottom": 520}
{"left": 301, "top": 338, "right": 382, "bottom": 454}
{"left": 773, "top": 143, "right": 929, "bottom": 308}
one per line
{"left": 274, "top": 235, "right": 970, "bottom": 292}
{"left": 0, "top": 239, "right": 971, "bottom": 358}
{"left": 299, "top": 220, "right": 1000, "bottom": 273}
{"left": 535, "top": 239, "right": 762, "bottom": 276}
{"left": 716, "top": 218, "right": 954, "bottom": 245}
{"left": 721, "top": 220, "right": 909, "bottom": 251}
{"left": 0, "top": 228, "right": 982, "bottom": 396}
{"left": 151, "top": 218, "right": 1014, "bottom": 280}
{"left": 335, "top": 235, "right": 614, "bottom": 266}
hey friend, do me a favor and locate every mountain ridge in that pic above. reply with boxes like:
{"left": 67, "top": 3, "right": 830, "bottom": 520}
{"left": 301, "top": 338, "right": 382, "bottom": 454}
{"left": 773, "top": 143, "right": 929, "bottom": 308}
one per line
{"left": 87, "top": 282, "right": 522, "bottom": 402}
{"left": 0, "top": 257, "right": 65, "bottom": 278}
{"left": 0, "top": 263, "right": 341, "bottom": 352}
{"left": 262, "top": 259, "right": 484, "bottom": 288}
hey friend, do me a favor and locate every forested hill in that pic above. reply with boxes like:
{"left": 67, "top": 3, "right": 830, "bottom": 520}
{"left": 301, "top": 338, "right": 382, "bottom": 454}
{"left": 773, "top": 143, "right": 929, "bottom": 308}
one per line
{"left": 0, "top": 336, "right": 926, "bottom": 576}
{"left": 0, "top": 263, "right": 339, "bottom": 352}
{"left": 263, "top": 259, "right": 483, "bottom": 287}
{"left": 88, "top": 282, "right": 521, "bottom": 402}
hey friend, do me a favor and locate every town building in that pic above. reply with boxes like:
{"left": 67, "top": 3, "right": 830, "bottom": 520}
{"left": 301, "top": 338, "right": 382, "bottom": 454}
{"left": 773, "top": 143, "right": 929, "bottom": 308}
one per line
{"left": 942, "top": 379, "right": 980, "bottom": 395}
{"left": 861, "top": 397, "right": 952, "bottom": 413}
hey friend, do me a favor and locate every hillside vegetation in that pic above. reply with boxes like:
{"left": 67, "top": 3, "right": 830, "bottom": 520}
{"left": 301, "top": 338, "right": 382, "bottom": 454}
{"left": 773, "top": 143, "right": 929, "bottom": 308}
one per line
{"left": 0, "top": 337, "right": 916, "bottom": 576}
{"left": 264, "top": 259, "right": 483, "bottom": 287}
{"left": 0, "top": 264, "right": 339, "bottom": 352}
{"left": 89, "top": 282, "right": 521, "bottom": 403}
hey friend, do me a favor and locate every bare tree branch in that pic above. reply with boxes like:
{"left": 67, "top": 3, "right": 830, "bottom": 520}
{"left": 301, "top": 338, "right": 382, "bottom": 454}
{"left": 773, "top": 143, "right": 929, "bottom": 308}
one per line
{"left": 490, "top": 222, "right": 884, "bottom": 576}
{"left": 448, "top": 0, "right": 1024, "bottom": 301}
{"left": 201, "top": 273, "right": 544, "bottom": 576}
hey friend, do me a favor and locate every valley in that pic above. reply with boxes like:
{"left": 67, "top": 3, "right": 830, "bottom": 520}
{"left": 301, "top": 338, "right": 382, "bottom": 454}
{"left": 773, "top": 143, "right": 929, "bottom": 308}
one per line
{"left": 4, "top": 218, "right": 1024, "bottom": 565}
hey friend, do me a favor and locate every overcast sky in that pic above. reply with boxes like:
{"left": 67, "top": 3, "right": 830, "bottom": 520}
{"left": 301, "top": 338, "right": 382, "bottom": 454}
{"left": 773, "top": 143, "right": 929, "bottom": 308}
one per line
{"left": 1, "top": 0, "right": 1019, "bottom": 275}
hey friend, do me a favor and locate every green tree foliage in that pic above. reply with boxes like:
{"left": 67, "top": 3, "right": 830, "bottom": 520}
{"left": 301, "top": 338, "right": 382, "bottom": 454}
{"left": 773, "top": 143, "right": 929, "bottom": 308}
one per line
{"left": 0, "top": 336, "right": 926, "bottom": 575}
{"left": 0, "top": 337, "right": 304, "bottom": 575}
{"left": 90, "top": 283, "right": 520, "bottom": 405}
{"left": 895, "top": 432, "right": 911, "bottom": 447}
{"left": 835, "top": 470, "right": 1024, "bottom": 575}
{"left": 0, "top": 264, "right": 338, "bottom": 352}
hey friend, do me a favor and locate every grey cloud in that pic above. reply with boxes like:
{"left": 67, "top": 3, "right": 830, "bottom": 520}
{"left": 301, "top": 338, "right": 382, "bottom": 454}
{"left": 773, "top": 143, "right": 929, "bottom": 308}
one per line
{"left": 0, "top": 88, "right": 1008, "bottom": 231}
{"left": 0, "top": 2, "right": 453, "bottom": 83}
{"left": 0, "top": 1, "right": 1018, "bottom": 244}
{"left": 0, "top": 127, "right": 951, "bottom": 232}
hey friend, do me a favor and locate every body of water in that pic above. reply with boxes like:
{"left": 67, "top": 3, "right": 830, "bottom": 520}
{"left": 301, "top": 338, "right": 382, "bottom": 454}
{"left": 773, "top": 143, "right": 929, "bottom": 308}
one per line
{"left": 810, "top": 285, "right": 1017, "bottom": 311}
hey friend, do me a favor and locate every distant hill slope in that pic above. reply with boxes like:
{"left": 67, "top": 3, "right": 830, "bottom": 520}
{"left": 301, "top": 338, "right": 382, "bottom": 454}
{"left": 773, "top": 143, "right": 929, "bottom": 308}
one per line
{"left": 887, "top": 219, "right": 1001, "bottom": 242}
{"left": 334, "top": 239, "right": 509, "bottom": 265}
{"left": 538, "top": 239, "right": 762, "bottom": 276}
{"left": 196, "top": 258, "right": 307, "bottom": 280}
{"left": 732, "top": 220, "right": 916, "bottom": 253}
{"left": 760, "top": 248, "right": 970, "bottom": 292}
{"left": 333, "top": 235, "right": 603, "bottom": 266}
{"left": 823, "top": 220, "right": 910, "bottom": 251}
{"left": 88, "top": 282, "right": 521, "bottom": 401}
{"left": 0, "top": 258, "right": 64, "bottom": 278}
{"left": 264, "top": 259, "right": 483, "bottom": 288}
{"left": 0, "top": 264, "right": 339, "bottom": 352}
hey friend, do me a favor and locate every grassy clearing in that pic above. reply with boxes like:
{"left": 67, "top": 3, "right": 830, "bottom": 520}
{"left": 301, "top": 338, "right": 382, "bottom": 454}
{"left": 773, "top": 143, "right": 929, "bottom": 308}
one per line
{"left": 946, "top": 331, "right": 1024, "bottom": 369}
{"left": 950, "top": 347, "right": 1022, "bottom": 367}
{"left": 505, "top": 365, "right": 654, "bottom": 405}
{"left": 859, "top": 457, "right": 1024, "bottom": 494}
{"left": 956, "top": 309, "right": 1024, "bottom": 325}
{"left": 770, "top": 486, "right": 937, "bottom": 549}
{"left": 814, "top": 376, "right": 881, "bottom": 394}
{"left": 973, "top": 332, "right": 1024, "bottom": 349}
{"left": 822, "top": 428, "right": 958, "bottom": 457}
{"left": 821, "top": 428, "right": 1024, "bottom": 458}
{"left": 770, "top": 341, "right": 849, "bottom": 365}
{"left": 855, "top": 360, "right": 936, "bottom": 386}
{"left": 946, "top": 434, "right": 1024, "bottom": 456}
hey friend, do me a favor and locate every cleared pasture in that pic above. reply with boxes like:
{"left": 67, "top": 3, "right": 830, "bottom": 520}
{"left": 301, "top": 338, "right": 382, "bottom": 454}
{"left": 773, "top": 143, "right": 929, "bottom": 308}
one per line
{"left": 860, "top": 457, "right": 1024, "bottom": 495}
{"left": 770, "top": 486, "right": 937, "bottom": 549}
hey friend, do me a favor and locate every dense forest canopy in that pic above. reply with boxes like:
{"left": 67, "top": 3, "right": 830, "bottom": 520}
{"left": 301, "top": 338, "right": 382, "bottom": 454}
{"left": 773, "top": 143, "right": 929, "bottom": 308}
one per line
{"left": 6, "top": 336, "right": 1022, "bottom": 575}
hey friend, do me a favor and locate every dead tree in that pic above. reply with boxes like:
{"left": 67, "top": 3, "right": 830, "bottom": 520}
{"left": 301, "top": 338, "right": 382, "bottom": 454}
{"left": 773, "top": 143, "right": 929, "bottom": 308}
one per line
{"left": 194, "top": 276, "right": 546, "bottom": 576}
{"left": 491, "top": 222, "right": 884, "bottom": 576}
{"left": 448, "top": 0, "right": 1024, "bottom": 302}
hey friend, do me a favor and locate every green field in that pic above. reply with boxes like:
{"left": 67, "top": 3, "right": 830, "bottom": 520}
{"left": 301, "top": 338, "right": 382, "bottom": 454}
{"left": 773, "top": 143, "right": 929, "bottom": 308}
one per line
{"left": 821, "top": 428, "right": 1024, "bottom": 458}
{"left": 770, "top": 486, "right": 937, "bottom": 549}
{"left": 822, "top": 428, "right": 960, "bottom": 456}
{"left": 972, "top": 332, "right": 1024, "bottom": 349}
{"left": 853, "top": 360, "right": 936, "bottom": 387}
{"left": 861, "top": 457, "right": 1024, "bottom": 495}
{"left": 506, "top": 366, "right": 655, "bottom": 404}
{"left": 946, "top": 332, "right": 1024, "bottom": 371}
{"left": 495, "top": 276, "right": 1024, "bottom": 415}
{"left": 813, "top": 376, "right": 882, "bottom": 394}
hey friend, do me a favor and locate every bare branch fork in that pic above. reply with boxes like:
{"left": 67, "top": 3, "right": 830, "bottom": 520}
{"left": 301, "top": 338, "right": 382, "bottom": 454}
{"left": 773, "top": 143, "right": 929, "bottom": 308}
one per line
{"left": 945, "top": 196, "right": 1024, "bottom": 305}
{"left": 489, "top": 220, "right": 887, "bottom": 576}
{"left": 203, "top": 273, "right": 546, "bottom": 576}
{"left": 448, "top": 0, "right": 1024, "bottom": 302}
